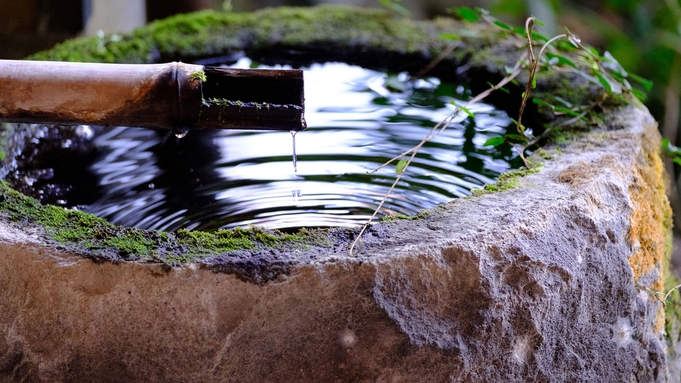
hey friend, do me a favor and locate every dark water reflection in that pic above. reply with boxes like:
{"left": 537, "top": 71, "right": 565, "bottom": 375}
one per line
{"left": 81, "top": 60, "right": 518, "bottom": 230}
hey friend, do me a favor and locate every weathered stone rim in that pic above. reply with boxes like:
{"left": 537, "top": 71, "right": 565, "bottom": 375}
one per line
{"left": 0, "top": 5, "right": 639, "bottom": 280}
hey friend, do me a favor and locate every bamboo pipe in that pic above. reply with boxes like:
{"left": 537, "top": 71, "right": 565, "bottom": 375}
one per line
{"left": 0, "top": 60, "right": 306, "bottom": 132}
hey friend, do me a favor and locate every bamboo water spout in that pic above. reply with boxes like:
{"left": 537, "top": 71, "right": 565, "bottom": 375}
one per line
{"left": 0, "top": 60, "right": 306, "bottom": 132}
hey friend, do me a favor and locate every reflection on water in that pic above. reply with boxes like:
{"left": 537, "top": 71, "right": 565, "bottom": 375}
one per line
{"left": 81, "top": 60, "right": 517, "bottom": 230}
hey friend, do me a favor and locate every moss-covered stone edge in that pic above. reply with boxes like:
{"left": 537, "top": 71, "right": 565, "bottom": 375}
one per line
{"left": 12, "top": 5, "right": 631, "bottom": 264}
{"left": 0, "top": 180, "right": 330, "bottom": 264}
{"left": 469, "top": 162, "right": 544, "bottom": 196}
{"left": 29, "top": 6, "right": 455, "bottom": 64}
{"left": 27, "top": 5, "right": 611, "bottom": 111}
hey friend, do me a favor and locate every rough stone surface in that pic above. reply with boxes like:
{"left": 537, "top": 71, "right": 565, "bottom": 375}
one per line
{"left": 0, "top": 106, "right": 675, "bottom": 382}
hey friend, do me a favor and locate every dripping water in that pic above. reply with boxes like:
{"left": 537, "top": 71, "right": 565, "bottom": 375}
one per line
{"left": 173, "top": 127, "right": 189, "bottom": 139}
{"left": 290, "top": 130, "right": 298, "bottom": 173}
{"left": 30, "top": 60, "right": 520, "bottom": 231}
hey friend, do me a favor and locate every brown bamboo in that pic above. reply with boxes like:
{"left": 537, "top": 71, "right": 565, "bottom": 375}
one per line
{"left": 0, "top": 60, "right": 306, "bottom": 131}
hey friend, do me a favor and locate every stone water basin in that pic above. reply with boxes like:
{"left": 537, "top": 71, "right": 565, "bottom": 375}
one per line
{"left": 0, "top": 5, "right": 677, "bottom": 382}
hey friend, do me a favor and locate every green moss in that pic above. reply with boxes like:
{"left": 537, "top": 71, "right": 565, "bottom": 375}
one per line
{"left": 190, "top": 69, "right": 207, "bottom": 82}
{"left": 381, "top": 209, "right": 431, "bottom": 223}
{"left": 25, "top": 5, "right": 512, "bottom": 77}
{"left": 0, "top": 180, "right": 326, "bottom": 262}
{"left": 664, "top": 261, "right": 681, "bottom": 344}
{"left": 662, "top": 189, "right": 681, "bottom": 344}
{"left": 28, "top": 6, "right": 444, "bottom": 64}
{"left": 533, "top": 148, "right": 553, "bottom": 160}
{"left": 471, "top": 163, "right": 543, "bottom": 196}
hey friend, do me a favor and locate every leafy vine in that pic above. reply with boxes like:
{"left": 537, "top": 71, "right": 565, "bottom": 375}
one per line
{"left": 349, "top": 7, "right": 651, "bottom": 256}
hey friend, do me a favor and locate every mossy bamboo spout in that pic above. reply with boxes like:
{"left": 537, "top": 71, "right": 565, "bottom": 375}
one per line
{"left": 0, "top": 60, "right": 306, "bottom": 131}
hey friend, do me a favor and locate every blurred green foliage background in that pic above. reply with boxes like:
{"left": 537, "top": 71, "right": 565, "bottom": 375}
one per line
{"left": 481, "top": 0, "right": 681, "bottom": 229}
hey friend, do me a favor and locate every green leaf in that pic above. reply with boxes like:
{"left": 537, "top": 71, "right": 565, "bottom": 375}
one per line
{"left": 439, "top": 33, "right": 460, "bottom": 41}
{"left": 452, "top": 102, "right": 476, "bottom": 118}
{"left": 601, "top": 51, "right": 627, "bottom": 78}
{"left": 663, "top": 138, "right": 681, "bottom": 156}
{"left": 673, "top": 157, "right": 681, "bottom": 167}
{"left": 552, "top": 96, "right": 573, "bottom": 108}
{"left": 532, "top": 97, "right": 554, "bottom": 109}
{"left": 460, "top": 29, "right": 482, "bottom": 38}
{"left": 630, "top": 88, "right": 647, "bottom": 102}
{"left": 483, "top": 136, "right": 505, "bottom": 147}
{"left": 385, "top": 75, "right": 406, "bottom": 92}
{"left": 451, "top": 7, "right": 479, "bottom": 22}
{"left": 554, "top": 106, "right": 587, "bottom": 120}
{"left": 531, "top": 32, "right": 549, "bottom": 42}
{"left": 493, "top": 20, "right": 513, "bottom": 30}
{"left": 531, "top": 77, "right": 537, "bottom": 89}
{"left": 504, "top": 133, "right": 529, "bottom": 142}
{"left": 378, "top": 0, "right": 410, "bottom": 17}
{"left": 621, "top": 78, "right": 632, "bottom": 91}
{"left": 534, "top": 19, "right": 546, "bottom": 26}
{"left": 390, "top": 2, "right": 411, "bottom": 18}
{"left": 474, "top": 7, "right": 489, "bottom": 16}
{"left": 595, "top": 73, "right": 612, "bottom": 92}
{"left": 488, "top": 82, "right": 509, "bottom": 94}
{"left": 567, "top": 35, "right": 580, "bottom": 48}
{"left": 545, "top": 53, "right": 576, "bottom": 68}
{"left": 396, "top": 158, "right": 408, "bottom": 174}
{"left": 628, "top": 72, "right": 653, "bottom": 92}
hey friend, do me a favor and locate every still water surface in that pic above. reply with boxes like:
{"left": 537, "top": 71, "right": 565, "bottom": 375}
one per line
{"left": 81, "top": 59, "right": 518, "bottom": 231}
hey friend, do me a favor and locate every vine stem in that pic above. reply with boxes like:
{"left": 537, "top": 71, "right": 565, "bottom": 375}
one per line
{"left": 350, "top": 17, "right": 575, "bottom": 256}
{"left": 515, "top": 21, "right": 568, "bottom": 166}
{"left": 349, "top": 56, "right": 525, "bottom": 256}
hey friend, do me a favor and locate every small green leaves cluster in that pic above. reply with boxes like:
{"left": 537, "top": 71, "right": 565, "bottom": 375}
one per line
{"left": 663, "top": 138, "right": 681, "bottom": 166}
{"left": 443, "top": 7, "right": 652, "bottom": 165}
{"left": 566, "top": 39, "right": 652, "bottom": 103}
{"left": 449, "top": 7, "right": 548, "bottom": 41}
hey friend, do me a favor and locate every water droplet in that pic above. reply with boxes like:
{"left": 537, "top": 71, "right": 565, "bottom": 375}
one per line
{"left": 173, "top": 127, "right": 189, "bottom": 139}
{"left": 291, "top": 130, "right": 298, "bottom": 173}
{"left": 292, "top": 189, "right": 301, "bottom": 201}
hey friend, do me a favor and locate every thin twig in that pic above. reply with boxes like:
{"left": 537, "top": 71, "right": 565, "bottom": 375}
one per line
{"left": 516, "top": 17, "right": 536, "bottom": 137}
{"left": 368, "top": 113, "right": 455, "bottom": 174}
{"left": 516, "top": 25, "right": 570, "bottom": 165}
{"left": 351, "top": 18, "right": 573, "bottom": 256}
{"left": 368, "top": 54, "right": 526, "bottom": 175}
{"left": 664, "top": 283, "right": 681, "bottom": 303}
{"left": 350, "top": 59, "right": 525, "bottom": 256}
{"left": 349, "top": 115, "right": 456, "bottom": 257}
{"left": 410, "top": 41, "right": 461, "bottom": 81}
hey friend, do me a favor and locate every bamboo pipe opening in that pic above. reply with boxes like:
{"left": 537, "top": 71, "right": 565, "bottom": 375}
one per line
{"left": 0, "top": 60, "right": 306, "bottom": 132}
